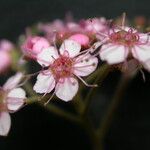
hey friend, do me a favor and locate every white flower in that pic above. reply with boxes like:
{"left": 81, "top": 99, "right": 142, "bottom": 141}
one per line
{"left": 0, "top": 73, "right": 26, "bottom": 136}
{"left": 34, "top": 39, "right": 98, "bottom": 102}
{"left": 99, "top": 26, "right": 150, "bottom": 71}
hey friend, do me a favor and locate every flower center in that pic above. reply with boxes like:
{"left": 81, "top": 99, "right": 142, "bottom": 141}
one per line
{"left": 110, "top": 30, "right": 139, "bottom": 46}
{"left": 50, "top": 55, "right": 74, "bottom": 80}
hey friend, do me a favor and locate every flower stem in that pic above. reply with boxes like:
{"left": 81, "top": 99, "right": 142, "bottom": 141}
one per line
{"left": 97, "top": 73, "right": 134, "bottom": 147}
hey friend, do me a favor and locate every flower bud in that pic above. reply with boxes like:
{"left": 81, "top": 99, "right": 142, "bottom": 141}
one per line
{"left": 69, "top": 33, "right": 89, "bottom": 46}
{"left": 22, "top": 36, "right": 50, "bottom": 58}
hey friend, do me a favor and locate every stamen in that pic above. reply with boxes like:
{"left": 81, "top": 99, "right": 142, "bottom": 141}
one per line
{"left": 76, "top": 75, "right": 98, "bottom": 87}
{"left": 44, "top": 91, "right": 55, "bottom": 105}
{"left": 140, "top": 69, "right": 146, "bottom": 82}
{"left": 121, "top": 12, "right": 126, "bottom": 29}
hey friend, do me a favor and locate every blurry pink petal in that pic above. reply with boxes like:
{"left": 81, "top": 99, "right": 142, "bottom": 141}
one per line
{"left": 33, "top": 71, "right": 55, "bottom": 94}
{"left": 69, "top": 34, "right": 90, "bottom": 46}
{"left": 3, "top": 72, "right": 23, "bottom": 90}
{"left": 74, "top": 54, "right": 98, "bottom": 76}
{"left": 37, "top": 46, "right": 59, "bottom": 67}
{"left": 100, "top": 44, "right": 128, "bottom": 64}
{"left": 0, "top": 51, "right": 11, "bottom": 73}
{"left": 0, "top": 112, "right": 11, "bottom": 136}
{"left": 55, "top": 77, "right": 78, "bottom": 102}
{"left": 7, "top": 88, "right": 26, "bottom": 111}
{"left": 59, "top": 39, "right": 81, "bottom": 57}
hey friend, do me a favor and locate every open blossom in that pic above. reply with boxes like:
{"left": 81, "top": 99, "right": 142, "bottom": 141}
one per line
{"left": 0, "top": 73, "right": 26, "bottom": 136}
{"left": 22, "top": 36, "right": 50, "bottom": 58}
{"left": 99, "top": 26, "right": 150, "bottom": 71}
{"left": 33, "top": 39, "right": 98, "bottom": 102}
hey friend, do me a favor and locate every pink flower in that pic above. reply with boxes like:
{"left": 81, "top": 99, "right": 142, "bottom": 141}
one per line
{"left": 0, "top": 40, "right": 14, "bottom": 52}
{"left": 99, "top": 26, "right": 150, "bottom": 71}
{"left": 0, "top": 73, "right": 26, "bottom": 136}
{"left": 69, "top": 33, "right": 90, "bottom": 46}
{"left": 22, "top": 36, "right": 50, "bottom": 58}
{"left": 33, "top": 39, "right": 98, "bottom": 102}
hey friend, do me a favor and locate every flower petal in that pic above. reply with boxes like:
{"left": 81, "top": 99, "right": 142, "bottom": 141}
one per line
{"left": 37, "top": 46, "right": 59, "bottom": 67}
{"left": 55, "top": 77, "right": 78, "bottom": 102}
{"left": 59, "top": 39, "right": 81, "bottom": 57}
{"left": 3, "top": 72, "right": 23, "bottom": 90}
{"left": 7, "top": 88, "right": 26, "bottom": 111}
{"left": 0, "top": 112, "right": 11, "bottom": 136}
{"left": 100, "top": 44, "right": 128, "bottom": 64}
{"left": 132, "top": 45, "right": 150, "bottom": 62}
{"left": 74, "top": 54, "right": 98, "bottom": 76}
{"left": 132, "top": 45, "right": 150, "bottom": 71}
{"left": 139, "top": 34, "right": 150, "bottom": 44}
{"left": 33, "top": 71, "right": 55, "bottom": 94}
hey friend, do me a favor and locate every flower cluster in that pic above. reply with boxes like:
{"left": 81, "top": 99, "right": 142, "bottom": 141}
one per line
{"left": 0, "top": 14, "right": 150, "bottom": 136}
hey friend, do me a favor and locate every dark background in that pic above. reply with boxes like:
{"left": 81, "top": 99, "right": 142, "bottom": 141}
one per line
{"left": 0, "top": 0, "right": 150, "bottom": 150}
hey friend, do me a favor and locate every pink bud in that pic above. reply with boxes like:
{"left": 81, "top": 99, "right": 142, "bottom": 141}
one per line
{"left": 0, "top": 51, "right": 11, "bottom": 73}
{"left": 22, "top": 36, "right": 50, "bottom": 58}
{"left": 69, "top": 34, "right": 89, "bottom": 46}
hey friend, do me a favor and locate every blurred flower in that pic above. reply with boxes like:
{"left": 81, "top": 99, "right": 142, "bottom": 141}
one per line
{"left": 0, "top": 40, "right": 14, "bottom": 73}
{"left": 34, "top": 39, "right": 98, "bottom": 102}
{"left": 99, "top": 26, "right": 150, "bottom": 71}
{"left": 81, "top": 17, "right": 109, "bottom": 34}
{"left": 37, "top": 18, "right": 108, "bottom": 46}
{"left": 21, "top": 36, "right": 50, "bottom": 59}
{"left": 0, "top": 72, "right": 26, "bottom": 136}
{"left": 0, "top": 39, "right": 14, "bottom": 52}
{"left": 0, "top": 51, "right": 11, "bottom": 73}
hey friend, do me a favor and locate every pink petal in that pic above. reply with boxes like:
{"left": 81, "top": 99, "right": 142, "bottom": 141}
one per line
{"left": 7, "top": 88, "right": 26, "bottom": 111}
{"left": 37, "top": 46, "right": 59, "bottom": 67}
{"left": 33, "top": 71, "right": 55, "bottom": 94}
{"left": 74, "top": 54, "right": 98, "bottom": 76}
{"left": 59, "top": 39, "right": 81, "bottom": 57}
{"left": 3, "top": 72, "right": 23, "bottom": 90}
{"left": 100, "top": 44, "right": 128, "bottom": 64}
{"left": 55, "top": 77, "right": 79, "bottom": 102}
{"left": 0, "top": 112, "right": 11, "bottom": 136}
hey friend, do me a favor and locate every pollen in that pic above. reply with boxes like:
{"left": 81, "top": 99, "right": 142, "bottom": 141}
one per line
{"left": 50, "top": 55, "right": 74, "bottom": 80}
{"left": 110, "top": 29, "right": 139, "bottom": 46}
